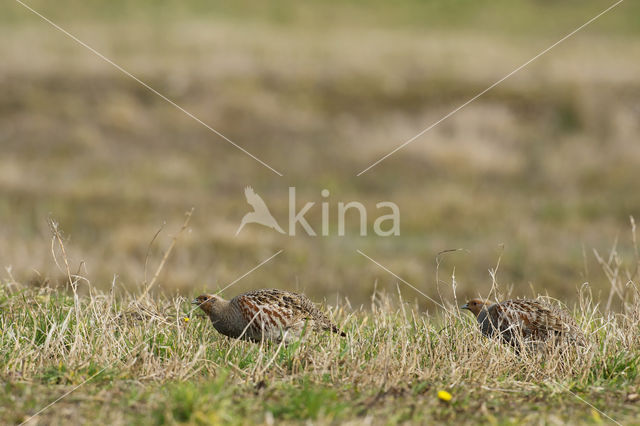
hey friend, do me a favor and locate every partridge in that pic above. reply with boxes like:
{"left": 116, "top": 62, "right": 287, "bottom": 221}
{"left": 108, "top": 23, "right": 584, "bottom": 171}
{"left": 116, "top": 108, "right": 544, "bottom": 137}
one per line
{"left": 193, "top": 289, "right": 345, "bottom": 343}
{"left": 461, "top": 298, "right": 586, "bottom": 349}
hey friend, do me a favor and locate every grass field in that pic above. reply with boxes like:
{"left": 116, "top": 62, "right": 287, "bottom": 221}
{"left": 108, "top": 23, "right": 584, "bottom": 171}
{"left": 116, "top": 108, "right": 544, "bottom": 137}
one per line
{"left": 2, "top": 0, "right": 640, "bottom": 424}
{"left": 2, "top": 245, "right": 640, "bottom": 424}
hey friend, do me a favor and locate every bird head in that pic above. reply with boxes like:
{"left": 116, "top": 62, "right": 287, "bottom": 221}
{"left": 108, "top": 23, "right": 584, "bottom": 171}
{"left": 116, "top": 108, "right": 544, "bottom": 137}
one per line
{"left": 192, "top": 294, "right": 221, "bottom": 315}
{"left": 461, "top": 298, "right": 492, "bottom": 317}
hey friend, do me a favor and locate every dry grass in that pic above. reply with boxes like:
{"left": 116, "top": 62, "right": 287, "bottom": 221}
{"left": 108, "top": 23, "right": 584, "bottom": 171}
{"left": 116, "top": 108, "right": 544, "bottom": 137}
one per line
{"left": 2, "top": 1, "right": 640, "bottom": 423}
{"left": 1, "top": 226, "right": 639, "bottom": 424}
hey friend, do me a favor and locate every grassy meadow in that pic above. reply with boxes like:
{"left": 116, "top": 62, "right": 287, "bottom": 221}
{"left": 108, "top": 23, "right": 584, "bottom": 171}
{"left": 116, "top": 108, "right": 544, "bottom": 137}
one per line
{"left": 1, "top": 0, "right": 640, "bottom": 423}
{"left": 2, "top": 260, "right": 640, "bottom": 424}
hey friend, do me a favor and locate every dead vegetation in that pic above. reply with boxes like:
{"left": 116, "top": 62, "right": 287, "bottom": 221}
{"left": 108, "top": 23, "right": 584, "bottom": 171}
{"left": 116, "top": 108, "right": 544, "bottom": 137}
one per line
{"left": 1, "top": 222, "right": 639, "bottom": 424}
{"left": 2, "top": 1, "right": 640, "bottom": 423}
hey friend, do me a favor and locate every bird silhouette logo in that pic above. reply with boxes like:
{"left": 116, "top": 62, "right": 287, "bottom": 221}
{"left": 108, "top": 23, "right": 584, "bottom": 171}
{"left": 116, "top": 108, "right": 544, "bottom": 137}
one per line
{"left": 235, "top": 186, "right": 285, "bottom": 236}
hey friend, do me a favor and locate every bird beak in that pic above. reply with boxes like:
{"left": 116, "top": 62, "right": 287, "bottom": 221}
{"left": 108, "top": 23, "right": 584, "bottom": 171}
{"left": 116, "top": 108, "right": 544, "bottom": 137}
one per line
{"left": 191, "top": 299, "right": 199, "bottom": 305}
{"left": 460, "top": 303, "right": 469, "bottom": 310}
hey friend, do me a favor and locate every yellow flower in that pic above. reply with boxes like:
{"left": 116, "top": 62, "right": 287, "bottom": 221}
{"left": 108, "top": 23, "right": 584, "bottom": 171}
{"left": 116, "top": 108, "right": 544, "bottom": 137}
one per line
{"left": 183, "top": 317, "right": 190, "bottom": 323}
{"left": 437, "top": 390, "right": 452, "bottom": 402}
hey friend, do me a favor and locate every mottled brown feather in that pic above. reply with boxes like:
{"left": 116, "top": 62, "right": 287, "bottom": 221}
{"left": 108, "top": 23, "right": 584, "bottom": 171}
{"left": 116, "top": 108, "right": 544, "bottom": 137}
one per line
{"left": 194, "top": 289, "right": 345, "bottom": 343}
{"left": 462, "top": 298, "right": 586, "bottom": 350}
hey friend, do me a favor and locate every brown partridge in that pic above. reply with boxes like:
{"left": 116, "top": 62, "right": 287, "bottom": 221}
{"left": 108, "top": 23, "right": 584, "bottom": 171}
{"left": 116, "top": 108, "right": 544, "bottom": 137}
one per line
{"left": 461, "top": 298, "right": 586, "bottom": 350}
{"left": 193, "top": 289, "right": 345, "bottom": 343}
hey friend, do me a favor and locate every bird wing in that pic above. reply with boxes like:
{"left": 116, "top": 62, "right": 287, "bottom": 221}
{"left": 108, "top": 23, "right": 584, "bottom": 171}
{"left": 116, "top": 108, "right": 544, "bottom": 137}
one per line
{"left": 495, "top": 299, "right": 573, "bottom": 336}
{"left": 236, "top": 289, "right": 342, "bottom": 336}
{"left": 489, "top": 302, "right": 525, "bottom": 333}
{"left": 235, "top": 292, "right": 298, "bottom": 332}
{"left": 244, "top": 186, "right": 271, "bottom": 213}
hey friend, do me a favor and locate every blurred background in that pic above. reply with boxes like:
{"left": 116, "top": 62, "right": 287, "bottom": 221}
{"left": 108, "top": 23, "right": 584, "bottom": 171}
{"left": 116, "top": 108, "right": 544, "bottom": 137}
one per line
{"left": 1, "top": 0, "right": 639, "bottom": 309}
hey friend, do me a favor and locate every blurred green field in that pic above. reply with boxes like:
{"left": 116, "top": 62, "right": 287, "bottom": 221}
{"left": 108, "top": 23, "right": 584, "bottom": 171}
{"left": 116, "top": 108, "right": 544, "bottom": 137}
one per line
{"left": 1, "top": 0, "right": 640, "bottom": 309}
{"left": 3, "top": 0, "right": 640, "bottom": 34}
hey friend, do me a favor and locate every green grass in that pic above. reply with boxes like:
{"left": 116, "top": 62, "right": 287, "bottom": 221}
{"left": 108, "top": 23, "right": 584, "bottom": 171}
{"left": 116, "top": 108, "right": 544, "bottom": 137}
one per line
{"left": 2, "top": 1, "right": 640, "bottom": 423}
{"left": 1, "top": 276, "right": 639, "bottom": 424}
{"left": 3, "top": 0, "right": 640, "bottom": 35}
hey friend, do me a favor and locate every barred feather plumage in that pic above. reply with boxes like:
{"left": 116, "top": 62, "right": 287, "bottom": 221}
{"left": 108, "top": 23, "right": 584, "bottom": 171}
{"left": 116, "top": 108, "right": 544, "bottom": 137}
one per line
{"left": 193, "top": 289, "right": 345, "bottom": 343}
{"left": 462, "top": 298, "right": 586, "bottom": 350}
